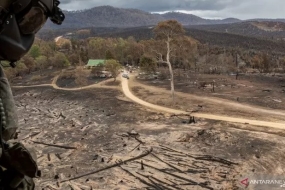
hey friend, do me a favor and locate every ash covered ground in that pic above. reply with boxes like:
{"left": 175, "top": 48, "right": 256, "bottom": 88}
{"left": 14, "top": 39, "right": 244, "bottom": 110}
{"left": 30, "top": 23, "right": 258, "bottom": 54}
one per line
{"left": 11, "top": 85, "right": 285, "bottom": 190}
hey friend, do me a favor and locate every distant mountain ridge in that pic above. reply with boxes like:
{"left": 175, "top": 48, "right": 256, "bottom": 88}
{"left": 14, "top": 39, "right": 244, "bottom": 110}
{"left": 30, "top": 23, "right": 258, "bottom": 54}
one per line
{"left": 43, "top": 5, "right": 242, "bottom": 29}
{"left": 187, "top": 21, "right": 285, "bottom": 40}
{"left": 41, "top": 5, "right": 285, "bottom": 41}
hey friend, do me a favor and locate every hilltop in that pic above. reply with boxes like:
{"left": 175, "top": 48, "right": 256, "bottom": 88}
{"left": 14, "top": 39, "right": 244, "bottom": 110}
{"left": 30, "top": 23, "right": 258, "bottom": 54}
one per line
{"left": 43, "top": 5, "right": 242, "bottom": 29}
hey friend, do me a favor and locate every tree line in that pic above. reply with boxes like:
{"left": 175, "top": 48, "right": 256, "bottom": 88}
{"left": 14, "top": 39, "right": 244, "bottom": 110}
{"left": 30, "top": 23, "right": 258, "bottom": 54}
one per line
{"left": 4, "top": 20, "right": 285, "bottom": 81}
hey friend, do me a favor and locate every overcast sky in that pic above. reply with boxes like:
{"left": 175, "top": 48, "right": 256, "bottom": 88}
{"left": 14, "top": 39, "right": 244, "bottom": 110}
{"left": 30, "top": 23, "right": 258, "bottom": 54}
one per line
{"left": 59, "top": 0, "right": 285, "bottom": 20}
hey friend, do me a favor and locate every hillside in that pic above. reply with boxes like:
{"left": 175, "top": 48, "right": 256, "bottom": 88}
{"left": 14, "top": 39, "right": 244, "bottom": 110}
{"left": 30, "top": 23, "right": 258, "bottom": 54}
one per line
{"left": 45, "top": 6, "right": 162, "bottom": 29}
{"left": 187, "top": 21, "right": 285, "bottom": 40}
{"left": 43, "top": 5, "right": 242, "bottom": 29}
{"left": 186, "top": 29, "right": 285, "bottom": 54}
{"left": 100, "top": 27, "right": 285, "bottom": 54}
{"left": 41, "top": 5, "right": 285, "bottom": 41}
{"left": 160, "top": 12, "right": 241, "bottom": 25}
{"left": 37, "top": 25, "right": 285, "bottom": 57}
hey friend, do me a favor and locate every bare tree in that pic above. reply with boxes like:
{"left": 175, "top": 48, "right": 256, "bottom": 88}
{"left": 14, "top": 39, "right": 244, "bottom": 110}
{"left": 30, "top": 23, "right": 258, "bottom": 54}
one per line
{"left": 153, "top": 20, "right": 185, "bottom": 103}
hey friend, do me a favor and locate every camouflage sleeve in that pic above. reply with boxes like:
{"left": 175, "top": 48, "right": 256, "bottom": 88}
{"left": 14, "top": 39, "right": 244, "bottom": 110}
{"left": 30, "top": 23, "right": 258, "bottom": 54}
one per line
{"left": 0, "top": 65, "right": 18, "bottom": 141}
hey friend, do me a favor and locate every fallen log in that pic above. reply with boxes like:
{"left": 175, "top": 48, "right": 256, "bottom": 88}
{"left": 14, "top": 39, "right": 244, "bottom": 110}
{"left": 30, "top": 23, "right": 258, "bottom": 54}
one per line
{"left": 136, "top": 173, "right": 164, "bottom": 190}
{"left": 194, "top": 155, "right": 238, "bottom": 166}
{"left": 159, "top": 145, "right": 238, "bottom": 166}
{"left": 119, "top": 165, "right": 156, "bottom": 189}
{"left": 135, "top": 137, "right": 145, "bottom": 144}
{"left": 136, "top": 172, "right": 180, "bottom": 190}
{"left": 138, "top": 162, "right": 213, "bottom": 190}
{"left": 31, "top": 141, "right": 77, "bottom": 150}
{"left": 60, "top": 147, "right": 153, "bottom": 183}
{"left": 129, "top": 143, "right": 141, "bottom": 153}
{"left": 151, "top": 153, "right": 184, "bottom": 173}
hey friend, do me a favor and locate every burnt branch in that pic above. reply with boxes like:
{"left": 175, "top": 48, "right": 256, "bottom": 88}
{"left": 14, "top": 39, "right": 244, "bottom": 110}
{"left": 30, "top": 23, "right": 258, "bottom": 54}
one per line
{"left": 159, "top": 145, "right": 238, "bottom": 166}
{"left": 31, "top": 141, "right": 77, "bottom": 150}
{"left": 61, "top": 147, "right": 153, "bottom": 183}
{"left": 150, "top": 153, "right": 184, "bottom": 173}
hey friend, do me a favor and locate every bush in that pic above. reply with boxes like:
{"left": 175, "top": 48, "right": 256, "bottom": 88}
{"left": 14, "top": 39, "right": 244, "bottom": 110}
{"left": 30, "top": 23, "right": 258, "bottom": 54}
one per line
{"left": 139, "top": 56, "right": 157, "bottom": 74}
{"left": 75, "top": 67, "right": 88, "bottom": 86}
{"left": 105, "top": 59, "right": 122, "bottom": 81}
{"left": 50, "top": 52, "right": 70, "bottom": 68}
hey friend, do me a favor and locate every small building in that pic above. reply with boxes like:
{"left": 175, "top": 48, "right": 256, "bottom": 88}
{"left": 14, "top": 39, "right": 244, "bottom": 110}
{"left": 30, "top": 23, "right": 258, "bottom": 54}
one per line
{"left": 85, "top": 59, "right": 105, "bottom": 69}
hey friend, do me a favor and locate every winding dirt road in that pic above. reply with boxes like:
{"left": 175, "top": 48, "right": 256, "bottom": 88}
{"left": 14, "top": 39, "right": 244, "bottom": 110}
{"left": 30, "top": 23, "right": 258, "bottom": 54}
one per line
{"left": 13, "top": 75, "right": 117, "bottom": 91}
{"left": 13, "top": 73, "right": 285, "bottom": 129}
{"left": 130, "top": 78, "right": 285, "bottom": 118}
{"left": 121, "top": 76, "right": 285, "bottom": 129}
{"left": 54, "top": 36, "right": 63, "bottom": 43}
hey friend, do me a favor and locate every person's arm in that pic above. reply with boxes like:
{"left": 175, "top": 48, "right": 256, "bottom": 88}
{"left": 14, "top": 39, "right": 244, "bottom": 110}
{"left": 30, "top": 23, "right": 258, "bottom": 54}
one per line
{"left": 0, "top": 65, "right": 18, "bottom": 141}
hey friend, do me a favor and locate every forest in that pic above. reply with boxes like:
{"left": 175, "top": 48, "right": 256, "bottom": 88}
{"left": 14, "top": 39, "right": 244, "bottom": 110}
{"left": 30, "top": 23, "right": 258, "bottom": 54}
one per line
{"left": 4, "top": 20, "right": 285, "bottom": 81}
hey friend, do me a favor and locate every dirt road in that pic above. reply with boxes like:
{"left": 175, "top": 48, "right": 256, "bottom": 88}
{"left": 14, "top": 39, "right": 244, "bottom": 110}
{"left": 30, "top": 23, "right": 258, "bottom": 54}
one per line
{"left": 13, "top": 73, "right": 285, "bottom": 129}
{"left": 121, "top": 75, "right": 285, "bottom": 129}
{"left": 54, "top": 36, "right": 63, "bottom": 43}
{"left": 132, "top": 78, "right": 285, "bottom": 117}
{"left": 13, "top": 75, "right": 118, "bottom": 91}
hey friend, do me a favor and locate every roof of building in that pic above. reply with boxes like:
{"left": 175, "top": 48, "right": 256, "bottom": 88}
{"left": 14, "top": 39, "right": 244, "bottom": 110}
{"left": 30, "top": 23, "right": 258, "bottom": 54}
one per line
{"left": 86, "top": 59, "right": 105, "bottom": 67}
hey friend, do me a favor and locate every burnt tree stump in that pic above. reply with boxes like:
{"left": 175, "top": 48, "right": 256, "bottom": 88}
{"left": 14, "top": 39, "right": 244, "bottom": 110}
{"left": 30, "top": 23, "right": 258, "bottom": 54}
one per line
{"left": 188, "top": 116, "right": 196, "bottom": 124}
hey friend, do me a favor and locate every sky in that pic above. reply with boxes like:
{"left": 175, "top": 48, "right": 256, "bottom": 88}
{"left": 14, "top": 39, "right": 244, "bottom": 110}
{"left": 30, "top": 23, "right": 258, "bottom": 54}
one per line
{"left": 59, "top": 0, "right": 285, "bottom": 20}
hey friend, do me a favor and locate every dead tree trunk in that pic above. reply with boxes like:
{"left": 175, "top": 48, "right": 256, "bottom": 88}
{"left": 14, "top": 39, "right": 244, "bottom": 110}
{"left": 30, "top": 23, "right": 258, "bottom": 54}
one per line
{"left": 166, "top": 37, "right": 175, "bottom": 103}
{"left": 188, "top": 116, "right": 196, "bottom": 124}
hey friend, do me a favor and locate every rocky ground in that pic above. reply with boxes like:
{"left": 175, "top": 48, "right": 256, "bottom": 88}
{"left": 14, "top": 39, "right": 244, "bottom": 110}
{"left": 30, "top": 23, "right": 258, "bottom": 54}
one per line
{"left": 11, "top": 81, "right": 285, "bottom": 190}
